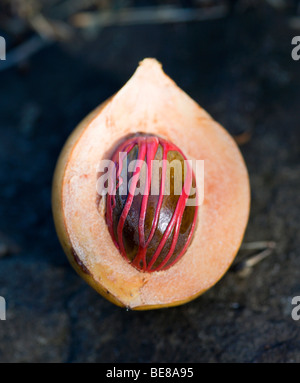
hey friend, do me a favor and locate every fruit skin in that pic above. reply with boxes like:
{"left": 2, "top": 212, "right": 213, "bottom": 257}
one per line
{"left": 52, "top": 58, "right": 251, "bottom": 310}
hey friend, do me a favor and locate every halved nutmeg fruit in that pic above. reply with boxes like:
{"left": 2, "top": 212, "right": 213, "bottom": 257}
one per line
{"left": 52, "top": 58, "right": 250, "bottom": 310}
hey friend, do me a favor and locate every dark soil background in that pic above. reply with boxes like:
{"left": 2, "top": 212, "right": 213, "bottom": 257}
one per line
{"left": 0, "top": 0, "right": 300, "bottom": 362}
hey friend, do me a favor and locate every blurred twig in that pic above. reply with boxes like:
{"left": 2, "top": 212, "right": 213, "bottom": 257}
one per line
{"left": 0, "top": 232, "right": 20, "bottom": 258}
{"left": 29, "top": 13, "right": 73, "bottom": 40}
{"left": 231, "top": 241, "right": 276, "bottom": 278}
{"left": 240, "top": 241, "right": 276, "bottom": 251}
{"left": 49, "top": 0, "right": 107, "bottom": 19}
{"left": 0, "top": 35, "right": 50, "bottom": 72}
{"left": 0, "top": 3, "right": 229, "bottom": 73}
{"left": 233, "top": 129, "right": 252, "bottom": 146}
{"left": 0, "top": 2, "right": 74, "bottom": 72}
{"left": 71, "top": 4, "right": 229, "bottom": 29}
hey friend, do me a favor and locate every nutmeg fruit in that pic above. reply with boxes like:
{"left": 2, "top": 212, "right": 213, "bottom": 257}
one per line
{"left": 104, "top": 133, "right": 198, "bottom": 273}
{"left": 52, "top": 58, "right": 250, "bottom": 310}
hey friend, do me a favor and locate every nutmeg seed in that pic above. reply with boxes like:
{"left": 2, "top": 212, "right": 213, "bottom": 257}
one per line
{"left": 104, "top": 133, "right": 198, "bottom": 272}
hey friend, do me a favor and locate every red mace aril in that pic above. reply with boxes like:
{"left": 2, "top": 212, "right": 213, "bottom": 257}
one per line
{"left": 105, "top": 133, "right": 198, "bottom": 272}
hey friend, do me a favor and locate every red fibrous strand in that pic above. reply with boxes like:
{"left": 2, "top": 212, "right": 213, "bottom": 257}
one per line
{"left": 105, "top": 135, "right": 198, "bottom": 272}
